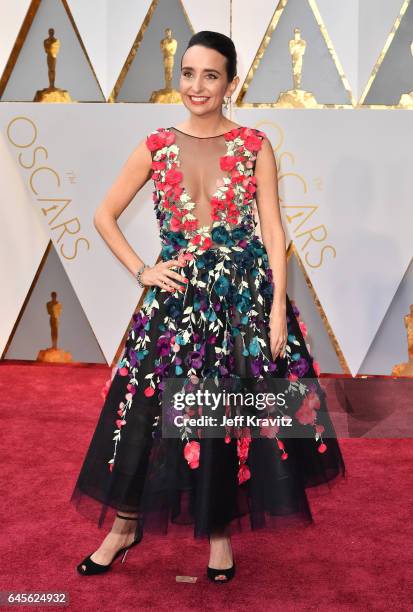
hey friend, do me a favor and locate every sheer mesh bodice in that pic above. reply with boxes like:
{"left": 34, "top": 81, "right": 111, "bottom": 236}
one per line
{"left": 147, "top": 125, "right": 263, "bottom": 254}
{"left": 167, "top": 127, "right": 232, "bottom": 230}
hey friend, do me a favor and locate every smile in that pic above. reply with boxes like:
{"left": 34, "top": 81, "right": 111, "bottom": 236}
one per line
{"left": 189, "top": 95, "right": 209, "bottom": 104}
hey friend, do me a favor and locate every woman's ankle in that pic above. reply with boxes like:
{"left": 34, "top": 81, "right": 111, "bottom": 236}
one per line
{"left": 112, "top": 513, "right": 139, "bottom": 536}
{"left": 210, "top": 524, "right": 231, "bottom": 540}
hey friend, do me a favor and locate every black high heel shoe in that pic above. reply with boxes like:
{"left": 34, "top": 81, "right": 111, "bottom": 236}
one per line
{"left": 207, "top": 535, "right": 236, "bottom": 583}
{"left": 76, "top": 513, "right": 142, "bottom": 576}
{"left": 207, "top": 562, "right": 236, "bottom": 583}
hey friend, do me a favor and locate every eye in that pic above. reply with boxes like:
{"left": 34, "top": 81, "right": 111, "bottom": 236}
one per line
{"left": 207, "top": 74, "right": 218, "bottom": 79}
{"left": 182, "top": 71, "right": 192, "bottom": 78}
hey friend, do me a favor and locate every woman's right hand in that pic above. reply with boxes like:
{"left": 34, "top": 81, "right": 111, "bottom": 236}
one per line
{"left": 140, "top": 259, "right": 188, "bottom": 292}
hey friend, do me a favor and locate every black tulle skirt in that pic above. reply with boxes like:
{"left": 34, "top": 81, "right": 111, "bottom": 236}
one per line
{"left": 70, "top": 239, "right": 346, "bottom": 540}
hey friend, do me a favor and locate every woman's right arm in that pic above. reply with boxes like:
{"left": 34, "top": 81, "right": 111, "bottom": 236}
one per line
{"left": 93, "top": 138, "right": 153, "bottom": 277}
{"left": 93, "top": 138, "right": 187, "bottom": 292}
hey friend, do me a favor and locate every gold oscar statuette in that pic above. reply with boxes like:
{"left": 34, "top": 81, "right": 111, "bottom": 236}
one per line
{"left": 276, "top": 27, "right": 320, "bottom": 108}
{"left": 398, "top": 41, "right": 413, "bottom": 108}
{"left": 37, "top": 291, "right": 72, "bottom": 363}
{"left": 33, "top": 28, "right": 72, "bottom": 102}
{"left": 392, "top": 304, "right": 413, "bottom": 377}
{"left": 149, "top": 28, "right": 182, "bottom": 103}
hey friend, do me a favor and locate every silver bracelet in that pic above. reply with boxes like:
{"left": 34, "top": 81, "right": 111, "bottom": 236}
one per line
{"left": 135, "top": 263, "right": 149, "bottom": 288}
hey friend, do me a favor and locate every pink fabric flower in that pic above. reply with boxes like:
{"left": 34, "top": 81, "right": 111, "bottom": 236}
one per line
{"left": 146, "top": 129, "right": 175, "bottom": 151}
{"left": 295, "top": 399, "right": 317, "bottom": 426}
{"left": 184, "top": 441, "right": 200, "bottom": 469}
{"left": 237, "top": 436, "right": 251, "bottom": 462}
{"left": 165, "top": 168, "right": 183, "bottom": 186}
{"left": 299, "top": 320, "right": 308, "bottom": 338}
{"left": 307, "top": 391, "right": 321, "bottom": 410}
{"left": 101, "top": 378, "right": 111, "bottom": 399}
{"left": 242, "top": 130, "right": 263, "bottom": 152}
{"left": 260, "top": 423, "right": 280, "bottom": 438}
{"left": 238, "top": 464, "right": 251, "bottom": 484}
{"left": 220, "top": 155, "right": 240, "bottom": 171}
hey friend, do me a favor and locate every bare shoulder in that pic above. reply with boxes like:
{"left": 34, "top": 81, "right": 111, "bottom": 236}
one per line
{"left": 255, "top": 130, "right": 277, "bottom": 175}
{"left": 124, "top": 132, "right": 153, "bottom": 177}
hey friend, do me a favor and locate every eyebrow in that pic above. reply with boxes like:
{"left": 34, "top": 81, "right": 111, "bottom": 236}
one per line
{"left": 181, "top": 66, "right": 221, "bottom": 74}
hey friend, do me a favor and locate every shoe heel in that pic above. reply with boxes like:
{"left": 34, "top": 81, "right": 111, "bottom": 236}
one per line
{"left": 121, "top": 549, "right": 129, "bottom": 563}
{"left": 77, "top": 512, "right": 141, "bottom": 576}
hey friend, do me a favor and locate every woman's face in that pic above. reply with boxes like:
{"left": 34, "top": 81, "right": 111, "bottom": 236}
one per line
{"left": 179, "top": 44, "right": 238, "bottom": 115}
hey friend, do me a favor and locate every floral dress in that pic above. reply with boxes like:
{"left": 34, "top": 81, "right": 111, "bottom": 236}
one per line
{"left": 70, "top": 125, "right": 346, "bottom": 539}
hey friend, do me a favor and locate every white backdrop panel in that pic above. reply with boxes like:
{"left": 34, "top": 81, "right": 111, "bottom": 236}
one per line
{"left": 0, "top": 124, "right": 49, "bottom": 353}
{"left": 235, "top": 108, "right": 412, "bottom": 374}
{"left": 1, "top": 103, "right": 189, "bottom": 363}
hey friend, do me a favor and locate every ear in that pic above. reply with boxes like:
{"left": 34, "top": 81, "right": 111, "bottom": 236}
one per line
{"left": 227, "top": 75, "right": 240, "bottom": 97}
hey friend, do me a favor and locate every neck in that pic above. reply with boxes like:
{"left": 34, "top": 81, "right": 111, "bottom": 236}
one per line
{"left": 185, "top": 113, "right": 230, "bottom": 136}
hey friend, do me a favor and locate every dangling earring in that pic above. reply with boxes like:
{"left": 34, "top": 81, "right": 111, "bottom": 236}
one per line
{"left": 224, "top": 96, "right": 230, "bottom": 111}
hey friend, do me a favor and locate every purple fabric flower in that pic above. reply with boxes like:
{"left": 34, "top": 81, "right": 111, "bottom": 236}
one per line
{"left": 289, "top": 357, "right": 310, "bottom": 378}
{"left": 186, "top": 351, "right": 203, "bottom": 369}
{"left": 132, "top": 312, "right": 150, "bottom": 338}
{"left": 251, "top": 355, "right": 264, "bottom": 377}
{"left": 156, "top": 336, "right": 171, "bottom": 357}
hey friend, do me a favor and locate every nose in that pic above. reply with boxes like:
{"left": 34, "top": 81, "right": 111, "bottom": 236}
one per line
{"left": 190, "top": 75, "right": 205, "bottom": 94}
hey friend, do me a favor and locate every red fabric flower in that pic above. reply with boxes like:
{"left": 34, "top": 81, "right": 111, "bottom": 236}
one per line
{"left": 146, "top": 128, "right": 175, "bottom": 151}
{"left": 260, "top": 423, "right": 280, "bottom": 438}
{"left": 165, "top": 168, "right": 183, "bottom": 186}
{"left": 299, "top": 319, "right": 308, "bottom": 338}
{"left": 313, "top": 359, "right": 321, "bottom": 376}
{"left": 220, "top": 155, "right": 239, "bottom": 171}
{"left": 183, "top": 218, "right": 199, "bottom": 232}
{"left": 170, "top": 215, "right": 183, "bottom": 232}
{"left": 151, "top": 160, "right": 166, "bottom": 171}
{"left": 237, "top": 435, "right": 251, "bottom": 462}
{"left": 224, "top": 127, "right": 242, "bottom": 141}
{"left": 242, "top": 129, "right": 263, "bottom": 152}
{"left": 146, "top": 129, "right": 176, "bottom": 151}
{"left": 238, "top": 463, "right": 251, "bottom": 484}
{"left": 306, "top": 391, "right": 321, "bottom": 410}
{"left": 295, "top": 398, "right": 317, "bottom": 426}
{"left": 200, "top": 236, "right": 213, "bottom": 251}
{"left": 101, "top": 378, "right": 111, "bottom": 399}
{"left": 184, "top": 440, "right": 200, "bottom": 469}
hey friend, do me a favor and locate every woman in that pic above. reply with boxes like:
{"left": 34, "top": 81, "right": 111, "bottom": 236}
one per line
{"left": 71, "top": 30, "right": 346, "bottom": 583}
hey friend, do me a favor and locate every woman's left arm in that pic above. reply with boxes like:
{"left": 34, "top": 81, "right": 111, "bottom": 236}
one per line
{"left": 254, "top": 134, "right": 288, "bottom": 359}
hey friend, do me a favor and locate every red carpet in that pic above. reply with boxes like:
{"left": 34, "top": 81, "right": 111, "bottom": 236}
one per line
{"left": 0, "top": 361, "right": 412, "bottom": 611}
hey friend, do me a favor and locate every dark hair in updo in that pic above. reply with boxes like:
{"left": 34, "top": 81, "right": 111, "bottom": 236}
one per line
{"left": 181, "top": 31, "right": 237, "bottom": 82}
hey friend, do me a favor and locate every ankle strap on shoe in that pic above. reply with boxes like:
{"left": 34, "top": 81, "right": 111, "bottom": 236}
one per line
{"left": 116, "top": 513, "right": 138, "bottom": 520}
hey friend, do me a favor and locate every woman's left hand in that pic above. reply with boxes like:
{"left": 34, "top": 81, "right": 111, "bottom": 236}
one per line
{"left": 269, "top": 306, "right": 288, "bottom": 360}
